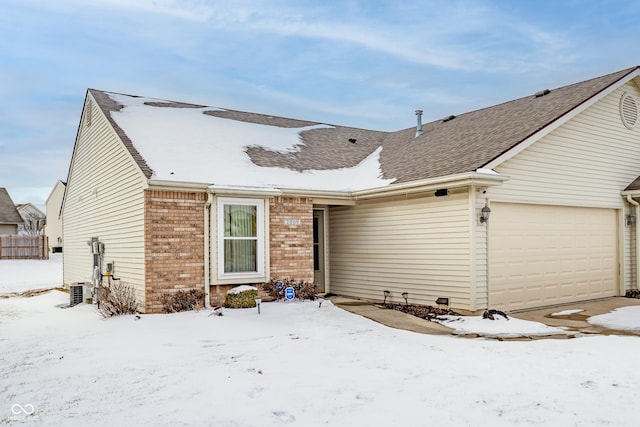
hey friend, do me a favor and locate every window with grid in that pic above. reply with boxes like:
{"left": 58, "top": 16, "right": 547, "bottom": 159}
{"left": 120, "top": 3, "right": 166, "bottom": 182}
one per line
{"left": 218, "top": 198, "right": 264, "bottom": 277}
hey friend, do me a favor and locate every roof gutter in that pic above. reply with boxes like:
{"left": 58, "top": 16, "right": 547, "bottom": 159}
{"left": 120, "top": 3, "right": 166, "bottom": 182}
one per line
{"left": 147, "top": 179, "right": 210, "bottom": 191}
{"left": 278, "top": 187, "right": 355, "bottom": 205}
{"left": 148, "top": 172, "right": 507, "bottom": 202}
{"left": 352, "top": 172, "right": 507, "bottom": 200}
{"left": 208, "top": 185, "right": 282, "bottom": 197}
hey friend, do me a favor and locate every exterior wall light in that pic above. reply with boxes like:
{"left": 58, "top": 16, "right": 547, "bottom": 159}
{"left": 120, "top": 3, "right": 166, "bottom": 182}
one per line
{"left": 480, "top": 203, "right": 491, "bottom": 224}
{"left": 383, "top": 290, "right": 390, "bottom": 305}
{"left": 626, "top": 212, "right": 636, "bottom": 227}
{"left": 255, "top": 296, "right": 262, "bottom": 314}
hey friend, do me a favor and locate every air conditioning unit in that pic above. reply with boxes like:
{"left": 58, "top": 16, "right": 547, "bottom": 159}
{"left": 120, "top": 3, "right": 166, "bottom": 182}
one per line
{"left": 70, "top": 284, "right": 84, "bottom": 306}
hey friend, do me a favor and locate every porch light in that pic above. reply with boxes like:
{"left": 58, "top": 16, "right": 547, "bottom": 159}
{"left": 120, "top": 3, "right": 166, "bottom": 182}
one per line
{"left": 402, "top": 292, "right": 409, "bottom": 305}
{"left": 383, "top": 290, "right": 390, "bottom": 305}
{"left": 479, "top": 203, "right": 491, "bottom": 224}
{"left": 255, "top": 296, "right": 262, "bottom": 314}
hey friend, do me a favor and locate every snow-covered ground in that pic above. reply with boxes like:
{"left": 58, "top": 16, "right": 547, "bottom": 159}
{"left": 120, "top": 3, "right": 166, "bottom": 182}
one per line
{"left": 436, "top": 314, "right": 570, "bottom": 338}
{"left": 0, "top": 253, "right": 63, "bottom": 295}
{"left": 2, "top": 257, "right": 640, "bottom": 426}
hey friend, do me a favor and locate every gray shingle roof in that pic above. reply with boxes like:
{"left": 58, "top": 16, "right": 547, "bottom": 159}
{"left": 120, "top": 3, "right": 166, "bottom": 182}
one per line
{"left": 625, "top": 176, "right": 640, "bottom": 192}
{"left": 378, "top": 66, "right": 639, "bottom": 183}
{"left": 88, "top": 66, "right": 639, "bottom": 189}
{"left": 0, "top": 188, "right": 23, "bottom": 225}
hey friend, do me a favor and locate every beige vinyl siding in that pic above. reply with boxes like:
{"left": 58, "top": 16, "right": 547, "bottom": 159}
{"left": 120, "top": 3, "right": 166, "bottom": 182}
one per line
{"left": 63, "top": 96, "right": 146, "bottom": 305}
{"left": 625, "top": 220, "right": 637, "bottom": 292}
{"left": 45, "top": 181, "right": 65, "bottom": 249}
{"left": 329, "top": 191, "right": 472, "bottom": 310}
{"left": 491, "top": 81, "right": 640, "bottom": 207}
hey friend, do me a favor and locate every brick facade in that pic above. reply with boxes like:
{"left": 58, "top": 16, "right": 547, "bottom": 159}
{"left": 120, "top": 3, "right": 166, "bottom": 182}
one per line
{"left": 144, "top": 190, "right": 206, "bottom": 313}
{"left": 269, "top": 196, "right": 314, "bottom": 283}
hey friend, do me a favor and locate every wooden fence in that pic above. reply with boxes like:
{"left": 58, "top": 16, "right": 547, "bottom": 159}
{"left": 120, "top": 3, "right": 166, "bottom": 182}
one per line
{"left": 0, "top": 235, "right": 49, "bottom": 260}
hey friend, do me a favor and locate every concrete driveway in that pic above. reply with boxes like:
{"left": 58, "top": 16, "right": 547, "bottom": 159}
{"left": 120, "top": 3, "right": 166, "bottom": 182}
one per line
{"left": 332, "top": 296, "right": 640, "bottom": 338}
{"left": 510, "top": 297, "right": 640, "bottom": 336}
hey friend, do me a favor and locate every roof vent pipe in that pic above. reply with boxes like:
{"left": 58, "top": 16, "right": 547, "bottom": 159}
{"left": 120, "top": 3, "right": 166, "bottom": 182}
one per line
{"left": 415, "top": 110, "right": 424, "bottom": 138}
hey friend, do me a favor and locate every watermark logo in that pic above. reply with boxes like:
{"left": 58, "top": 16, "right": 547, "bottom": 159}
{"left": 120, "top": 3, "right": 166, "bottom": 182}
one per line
{"left": 11, "top": 403, "right": 35, "bottom": 416}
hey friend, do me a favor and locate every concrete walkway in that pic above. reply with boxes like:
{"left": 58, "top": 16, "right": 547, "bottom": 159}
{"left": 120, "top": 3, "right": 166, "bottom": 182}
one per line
{"left": 331, "top": 296, "right": 640, "bottom": 338}
{"left": 330, "top": 296, "right": 454, "bottom": 335}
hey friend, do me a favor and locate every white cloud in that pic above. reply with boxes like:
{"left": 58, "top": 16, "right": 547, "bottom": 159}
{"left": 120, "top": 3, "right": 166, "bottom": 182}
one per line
{"left": 35, "top": 0, "right": 574, "bottom": 73}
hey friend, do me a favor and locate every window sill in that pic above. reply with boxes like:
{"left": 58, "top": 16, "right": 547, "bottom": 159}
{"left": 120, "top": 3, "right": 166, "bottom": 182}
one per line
{"left": 216, "top": 272, "right": 267, "bottom": 284}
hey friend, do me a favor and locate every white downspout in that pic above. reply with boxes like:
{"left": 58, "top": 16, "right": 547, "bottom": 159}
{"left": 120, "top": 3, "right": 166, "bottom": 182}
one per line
{"left": 204, "top": 192, "right": 213, "bottom": 308}
{"left": 626, "top": 194, "right": 640, "bottom": 291}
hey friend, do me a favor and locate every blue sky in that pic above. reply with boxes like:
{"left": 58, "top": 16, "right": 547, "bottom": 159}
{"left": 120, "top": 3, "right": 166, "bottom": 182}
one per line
{"left": 1, "top": 0, "right": 640, "bottom": 208}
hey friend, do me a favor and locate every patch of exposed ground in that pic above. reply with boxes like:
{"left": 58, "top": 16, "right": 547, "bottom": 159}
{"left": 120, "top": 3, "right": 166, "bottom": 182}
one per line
{"left": 0, "top": 287, "right": 67, "bottom": 299}
{"left": 383, "top": 303, "right": 460, "bottom": 320}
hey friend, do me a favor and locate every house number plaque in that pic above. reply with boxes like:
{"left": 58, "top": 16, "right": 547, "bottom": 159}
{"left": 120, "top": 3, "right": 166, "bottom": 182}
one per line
{"left": 284, "top": 218, "right": 301, "bottom": 226}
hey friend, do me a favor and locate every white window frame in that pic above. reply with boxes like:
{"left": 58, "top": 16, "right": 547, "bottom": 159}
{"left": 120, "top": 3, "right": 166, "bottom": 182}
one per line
{"left": 217, "top": 197, "right": 265, "bottom": 280}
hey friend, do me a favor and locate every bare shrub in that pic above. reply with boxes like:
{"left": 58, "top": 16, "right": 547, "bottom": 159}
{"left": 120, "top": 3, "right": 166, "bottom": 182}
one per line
{"left": 625, "top": 289, "right": 640, "bottom": 299}
{"left": 98, "top": 281, "right": 138, "bottom": 317}
{"left": 386, "top": 303, "right": 461, "bottom": 321}
{"left": 162, "top": 289, "right": 205, "bottom": 313}
{"left": 263, "top": 278, "right": 317, "bottom": 301}
{"left": 297, "top": 281, "right": 318, "bottom": 300}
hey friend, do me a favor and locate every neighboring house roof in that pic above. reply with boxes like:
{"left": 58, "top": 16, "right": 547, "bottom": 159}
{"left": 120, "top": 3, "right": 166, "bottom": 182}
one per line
{"left": 0, "top": 188, "right": 23, "bottom": 225}
{"left": 45, "top": 180, "right": 66, "bottom": 206}
{"left": 16, "top": 203, "right": 46, "bottom": 220}
{"left": 87, "top": 66, "right": 639, "bottom": 192}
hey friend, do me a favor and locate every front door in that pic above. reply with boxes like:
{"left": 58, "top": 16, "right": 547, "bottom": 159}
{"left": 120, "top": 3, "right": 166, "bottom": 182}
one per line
{"left": 313, "top": 210, "right": 325, "bottom": 291}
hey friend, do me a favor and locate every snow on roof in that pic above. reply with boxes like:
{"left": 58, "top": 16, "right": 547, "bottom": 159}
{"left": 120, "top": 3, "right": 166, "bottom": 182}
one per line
{"left": 105, "top": 93, "right": 395, "bottom": 192}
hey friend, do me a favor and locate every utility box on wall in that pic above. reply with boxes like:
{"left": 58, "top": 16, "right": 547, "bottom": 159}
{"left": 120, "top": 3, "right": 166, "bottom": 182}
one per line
{"left": 105, "top": 261, "right": 114, "bottom": 276}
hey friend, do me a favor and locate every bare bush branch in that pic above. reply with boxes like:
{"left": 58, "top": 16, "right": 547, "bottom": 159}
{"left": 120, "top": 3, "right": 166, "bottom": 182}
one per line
{"left": 98, "top": 281, "right": 138, "bottom": 317}
{"left": 161, "top": 289, "right": 204, "bottom": 313}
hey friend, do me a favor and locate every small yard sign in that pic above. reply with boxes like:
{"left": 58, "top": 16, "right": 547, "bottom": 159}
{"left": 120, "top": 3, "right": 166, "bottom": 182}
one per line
{"left": 284, "top": 286, "right": 295, "bottom": 301}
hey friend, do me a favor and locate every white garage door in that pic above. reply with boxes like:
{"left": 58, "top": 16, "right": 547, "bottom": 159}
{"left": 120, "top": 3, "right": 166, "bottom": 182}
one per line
{"left": 489, "top": 203, "right": 618, "bottom": 311}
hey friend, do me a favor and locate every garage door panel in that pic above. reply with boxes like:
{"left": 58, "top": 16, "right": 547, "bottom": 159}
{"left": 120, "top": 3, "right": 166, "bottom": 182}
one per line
{"left": 489, "top": 203, "right": 617, "bottom": 311}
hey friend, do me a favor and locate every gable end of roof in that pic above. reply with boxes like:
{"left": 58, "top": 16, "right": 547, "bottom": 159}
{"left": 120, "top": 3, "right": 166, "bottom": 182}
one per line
{"left": 89, "top": 89, "right": 154, "bottom": 179}
{"left": 483, "top": 65, "right": 640, "bottom": 169}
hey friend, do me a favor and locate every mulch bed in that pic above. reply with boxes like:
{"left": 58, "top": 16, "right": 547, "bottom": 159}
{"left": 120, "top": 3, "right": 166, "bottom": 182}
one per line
{"left": 383, "top": 303, "right": 460, "bottom": 321}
